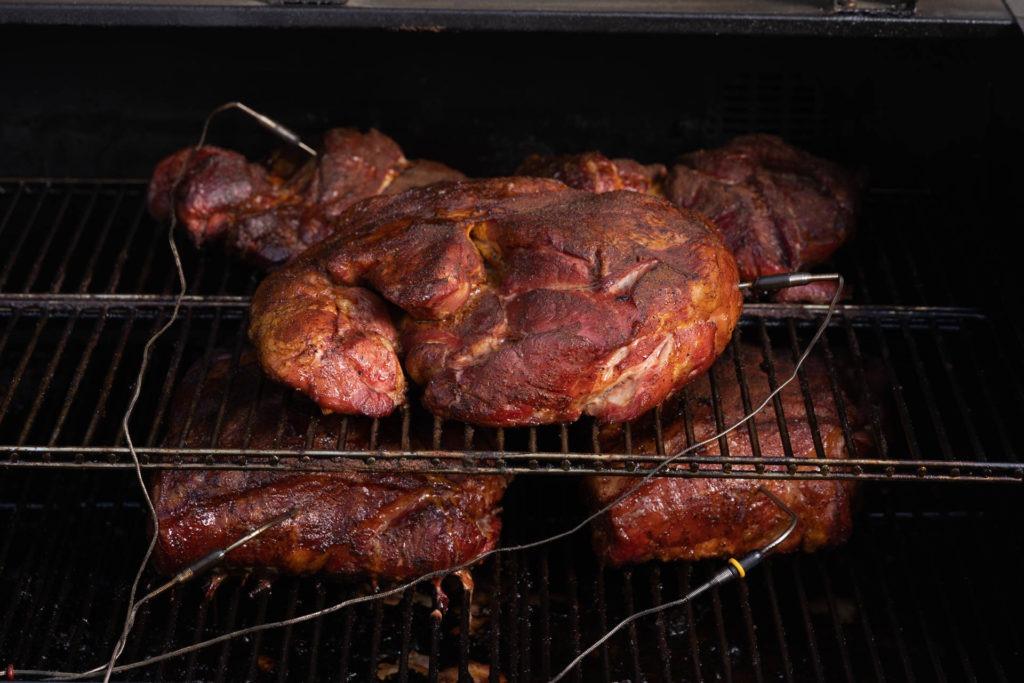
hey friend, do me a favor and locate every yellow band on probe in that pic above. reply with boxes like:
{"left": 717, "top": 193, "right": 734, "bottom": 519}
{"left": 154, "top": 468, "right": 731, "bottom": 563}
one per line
{"left": 728, "top": 557, "right": 746, "bottom": 579}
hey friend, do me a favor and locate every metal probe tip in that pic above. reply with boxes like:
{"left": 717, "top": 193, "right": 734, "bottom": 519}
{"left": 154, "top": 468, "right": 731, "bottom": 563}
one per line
{"left": 166, "top": 507, "right": 299, "bottom": 589}
{"left": 225, "top": 507, "right": 300, "bottom": 555}
{"left": 738, "top": 272, "right": 841, "bottom": 291}
{"left": 756, "top": 485, "right": 799, "bottom": 555}
{"left": 201, "top": 102, "right": 317, "bottom": 158}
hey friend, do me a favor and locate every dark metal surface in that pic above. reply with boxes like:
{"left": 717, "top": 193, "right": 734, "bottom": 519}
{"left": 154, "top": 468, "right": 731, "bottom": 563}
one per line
{"left": 1004, "top": 0, "right": 1024, "bottom": 31}
{"left": 0, "top": 0, "right": 1014, "bottom": 36}
{"left": 832, "top": 0, "right": 915, "bottom": 15}
{"left": 3, "top": 34, "right": 1019, "bottom": 184}
{"left": 0, "top": 474, "right": 1020, "bottom": 681}
{"left": 1, "top": 179, "right": 1022, "bottom": 483}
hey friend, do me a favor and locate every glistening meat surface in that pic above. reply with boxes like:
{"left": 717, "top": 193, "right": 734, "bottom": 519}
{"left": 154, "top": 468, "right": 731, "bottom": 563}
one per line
{"left": 589, "top": 345, "right": 867, "bottom": 565}
{"left": 518, "top": 135, "right": 859, "bottom": 302}
{"left": 147, "top": 128, "right": 464, "bottom": 267}
{"left": 249, "top": 177, "right": 742, "bottom": 426}
{"left": 151, "top": 351, "right": 508, "bottom": 581}
{"left": 664, "top": 135, "right": 860, "bottom": 301}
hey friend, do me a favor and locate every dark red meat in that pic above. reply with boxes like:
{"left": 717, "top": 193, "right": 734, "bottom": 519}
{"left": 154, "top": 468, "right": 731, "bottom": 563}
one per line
{"left": 519, "top": 136, "right": 859, "bottom": 303}
{"left": 249, "top": 177, "right": 742, "bottom": 425}
{"left": 590, "top": 345, "right": 866, "bottom": 565}
{"left": 664, "top": 135, "right": 860, "bottom": 301}
{"left": 147, "top": 128, "right": 465, "bottom": 267}
{"left": 151, "top": 351, "right": 508, "bottom": 581}
{"left": 246, "top": 270, "right": 406, "bottom": 418}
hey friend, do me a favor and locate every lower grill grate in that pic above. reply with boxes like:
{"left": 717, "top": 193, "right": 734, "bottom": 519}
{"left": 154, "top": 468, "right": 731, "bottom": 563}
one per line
{"left": 0, "top": 476, "right": 1020, "bottom": 681}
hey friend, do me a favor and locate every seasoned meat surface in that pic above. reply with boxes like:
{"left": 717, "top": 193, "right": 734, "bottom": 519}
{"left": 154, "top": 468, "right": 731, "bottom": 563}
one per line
{"left": 247, "top": 271, "right": 406, "bottom": 417}
{"left": 147, "top": 128, "right": 465, "bottom": 267}
{"left": 151, "top": 351, "right": 507, "bottom": 581}
{"left": 383, "top": 159, "right": 468, "bottom": 196}
{"left": 520, "top": 136, "right": 858, "bottom": 303}
{"left": 590, "top": 344, "right": 866, "bottom": 565}
{"left": 664, "top": 135, "right": 859, "bottom": 301}
{"left": 250, "top": 177, "right": 742, "bottom": 425}
{"left": 517, "top": 152, "right": 666, "bottom": 195}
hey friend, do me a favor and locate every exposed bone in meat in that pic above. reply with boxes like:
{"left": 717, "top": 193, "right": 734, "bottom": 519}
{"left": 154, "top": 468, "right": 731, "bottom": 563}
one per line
{"left": 249, "top": 177, "right": 742, "bottom": 425}
{"left": 147, "top": 128, "right": 465, "bottom": 267}
{"left": 589, "top": 345, "right": 866, "bottom": 565}
{"left": 151, "top": 350, "right": 508, "bottom": 581}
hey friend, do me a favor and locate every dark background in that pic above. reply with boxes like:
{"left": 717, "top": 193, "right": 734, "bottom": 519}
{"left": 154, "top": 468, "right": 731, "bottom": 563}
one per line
{"left": 0, "top": 27, "right": 1021, "bottom": 196}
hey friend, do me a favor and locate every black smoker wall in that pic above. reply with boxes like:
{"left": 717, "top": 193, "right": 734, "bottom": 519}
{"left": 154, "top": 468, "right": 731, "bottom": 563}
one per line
{"left": 1, "top": 27, "right": 1021, "bottom": 198}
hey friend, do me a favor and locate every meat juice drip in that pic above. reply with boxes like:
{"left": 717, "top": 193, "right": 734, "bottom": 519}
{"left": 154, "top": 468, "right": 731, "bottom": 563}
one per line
{"left": 248, "top": 577, "right": 275, "bottom": 599}
{"left": 203, "top": 572, "right": 228, "bottom": 601}
{"left": 432, "top": 576, "right": 449, "bottom": 620}
{"left": 454, "top": 568, "right": 476, "bottom": 634}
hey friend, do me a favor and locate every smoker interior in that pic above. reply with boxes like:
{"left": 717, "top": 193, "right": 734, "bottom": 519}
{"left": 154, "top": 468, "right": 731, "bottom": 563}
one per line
{"left": 1, "top": 26, "right": 1023, "bottom": 681}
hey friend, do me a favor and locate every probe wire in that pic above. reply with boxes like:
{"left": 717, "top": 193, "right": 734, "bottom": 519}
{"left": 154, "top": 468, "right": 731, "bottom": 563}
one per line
{"left": 97, "top": 141, "right": 189, "bottom": 683}
{"left": 550, "top": 486, "right": 800, "bottom": 682}
{"left": 97, "top": 103, "right": 315, "bottom": 683}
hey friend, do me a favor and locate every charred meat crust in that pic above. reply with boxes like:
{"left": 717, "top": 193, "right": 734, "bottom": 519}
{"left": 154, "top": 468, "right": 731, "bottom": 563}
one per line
{"left": 147, "top": 128, "right": 465, "bottom": 268}
{"left": 589, "top": 345, "right": 867, "bottom": 565}
{"left": 519, "top": 136, "right": 860, "bottom": 303}
{"left": 249, "top": 177, "right": 742, "bottom": 425}
{"left": 152, "top": 351, "right": 508, "bottom": 580}
{"left": 664, "top": 135, "right": 859, "bottom": 302}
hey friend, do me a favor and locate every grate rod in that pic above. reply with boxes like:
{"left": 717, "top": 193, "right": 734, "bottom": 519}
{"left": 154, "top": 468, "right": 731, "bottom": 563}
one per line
{"left": 2, "top": 448, "right": 1021, "bottom": 482}
{"left": 792, "top": 558, "right": 827, "bottom": 681}
{"left": 757, "top": 321, "right": 797, "bottom": 460}
{"left": 0, "top": 294, "right": 989, "bottom": 321}
{"left": 785, "top": 319, "right": 829, "bottom": 459}
{"left": 0, "top": 187, "right": 51, "bottom": 289}
{"left": 2, "top": 446, "right": 1018, "bottom": 469}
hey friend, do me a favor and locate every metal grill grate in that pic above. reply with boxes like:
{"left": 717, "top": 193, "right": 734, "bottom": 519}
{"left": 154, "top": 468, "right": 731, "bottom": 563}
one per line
{"left": 1, "top": 179, "right": 1022, "bottom": 483}
{"left": 0, "top": 475, "right": 1020, "bottom": 681}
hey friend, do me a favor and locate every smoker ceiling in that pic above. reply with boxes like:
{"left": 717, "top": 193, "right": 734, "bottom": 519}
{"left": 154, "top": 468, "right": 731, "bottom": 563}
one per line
{"left": 0, "top": 0, "right": 1017, "bottom": 36}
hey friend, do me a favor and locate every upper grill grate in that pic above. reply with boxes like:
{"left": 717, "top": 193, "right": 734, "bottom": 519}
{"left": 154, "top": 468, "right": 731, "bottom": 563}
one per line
{"left": 0, "top": 179, "right": 1022, "bottom": 483}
